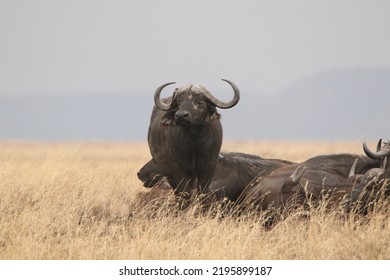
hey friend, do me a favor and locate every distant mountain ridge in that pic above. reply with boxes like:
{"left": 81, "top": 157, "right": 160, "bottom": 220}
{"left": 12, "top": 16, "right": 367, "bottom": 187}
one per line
{"left": 222, "top": 67, "right": 390, "bottom": 140}
{"left": 0, "top": 67, "right": 389, "bottom": 140}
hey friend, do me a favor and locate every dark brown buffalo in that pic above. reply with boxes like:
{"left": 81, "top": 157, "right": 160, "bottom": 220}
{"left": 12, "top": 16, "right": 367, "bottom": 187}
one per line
{"left": 210, "top": 152, "right": 294, "bottom": 201}
{"left": 347, "top": 140, "right": 390, "bottom": 212}
{"left": 137, "top": 152, "right": 295, "bottom": 201}
{"left": 148, "top": 80, "right": 240, "bottom": 195}
{"left": 244, "top": 151, "right": 380, "bottom": 211}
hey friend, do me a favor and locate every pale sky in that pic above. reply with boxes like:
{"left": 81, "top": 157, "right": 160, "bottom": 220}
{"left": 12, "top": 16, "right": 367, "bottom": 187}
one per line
{"left": 1, "top": 0, "right": 390, "bottom": 96}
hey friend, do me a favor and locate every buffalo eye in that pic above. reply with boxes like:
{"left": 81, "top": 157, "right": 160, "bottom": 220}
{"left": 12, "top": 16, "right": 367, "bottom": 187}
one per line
{"left": 193, "top": 99, "right": 206, "bottom": 109}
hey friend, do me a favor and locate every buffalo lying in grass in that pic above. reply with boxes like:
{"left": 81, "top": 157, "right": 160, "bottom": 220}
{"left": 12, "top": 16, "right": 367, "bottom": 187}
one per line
{"left": 138, "top": 152, "right": 294, "bottom": 201}
{"left": 244, "top": 140, "right": 389, "bottom": 213}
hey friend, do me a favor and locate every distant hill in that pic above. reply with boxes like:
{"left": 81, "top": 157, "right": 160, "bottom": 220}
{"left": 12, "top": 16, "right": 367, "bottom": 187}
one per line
{"left": 0, "top": 93, "right": 152, "bottom": 140}
{"left": 0, "top": 67, "right": 389, "bottom": 141}
{"left": 222, "top": 67, "right": 390, "bottom": 140}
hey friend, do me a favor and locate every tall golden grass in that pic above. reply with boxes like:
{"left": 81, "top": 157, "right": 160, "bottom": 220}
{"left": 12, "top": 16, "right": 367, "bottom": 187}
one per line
{"left": 0, "top": 141, "right": 389, "bottom": 259}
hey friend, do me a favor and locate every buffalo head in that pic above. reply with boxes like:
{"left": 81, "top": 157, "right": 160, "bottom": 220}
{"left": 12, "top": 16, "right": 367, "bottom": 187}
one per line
{"left": 363, "top": 139, "right": 390, "bottom": 159}
{"left": 137, "top": 159, "right": 167, "bottom": 188}
{"left": 154, "top": 79, "right": 240, "bottom": 126}
{"left": 346, "top": 139, "right": 390, "bottom": 213}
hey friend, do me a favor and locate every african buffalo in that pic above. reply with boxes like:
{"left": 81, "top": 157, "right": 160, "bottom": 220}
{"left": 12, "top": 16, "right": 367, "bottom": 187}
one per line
{"left": 243, "top": 149, "right": 380, "bottom": 211}
{"left": 347, "top": 140, "right": 390, "bottom": 212}
{"left": 137, "top": 152, "right": 295, "bottom": 201}
{"left": 148, "top": 80, "right": 240, "bottom": 196}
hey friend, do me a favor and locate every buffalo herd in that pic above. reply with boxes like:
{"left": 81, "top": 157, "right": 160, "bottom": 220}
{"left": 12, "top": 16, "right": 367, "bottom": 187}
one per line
{"left": 138, "top": 80, "right": 390, "bottom": 216}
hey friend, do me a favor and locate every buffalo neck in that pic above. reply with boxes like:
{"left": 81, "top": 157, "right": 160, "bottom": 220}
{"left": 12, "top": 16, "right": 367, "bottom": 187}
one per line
{"left": 178, "top": 121, "right": 222, "bottom": 146}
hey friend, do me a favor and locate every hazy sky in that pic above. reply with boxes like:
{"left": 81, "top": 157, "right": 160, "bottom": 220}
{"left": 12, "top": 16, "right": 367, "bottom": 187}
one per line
{"left": 1, "top": 0, "right": 390, "bottom": 96}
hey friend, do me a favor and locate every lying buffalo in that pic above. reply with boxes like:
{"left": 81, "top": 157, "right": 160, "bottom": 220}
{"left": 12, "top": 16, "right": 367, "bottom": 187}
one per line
{"left": 138, "top": 152, "right": 295, "bottom": 201}
{"left": 347, "top": 140, "right": 390, "bottom": 212}
{"left": 243, "top": 144, "right": 382, "bottom": 211}
{"left": 148, "top": 80, "right": 240, "bottom": 196}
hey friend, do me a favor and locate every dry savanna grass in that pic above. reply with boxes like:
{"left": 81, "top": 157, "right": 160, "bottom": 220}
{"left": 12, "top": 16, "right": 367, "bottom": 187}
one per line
{"left": 0, "top": 141, "right": 389, "bottom": 260}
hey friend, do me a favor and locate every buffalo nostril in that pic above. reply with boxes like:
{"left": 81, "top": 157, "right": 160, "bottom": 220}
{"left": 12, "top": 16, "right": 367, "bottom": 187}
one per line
{"left": 175, "top": 111, "right": 190, "bottom": 120}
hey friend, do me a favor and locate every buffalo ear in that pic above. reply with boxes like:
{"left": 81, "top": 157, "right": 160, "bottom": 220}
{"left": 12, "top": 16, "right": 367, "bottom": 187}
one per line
{"left": 206, "top": 111, "right": 220, "bottom": 122}
{"left": 161, "top": 112, "right": 175, "bottom": 125}
{"left": 205, "top": 105, "right": 221, "bottom": 122}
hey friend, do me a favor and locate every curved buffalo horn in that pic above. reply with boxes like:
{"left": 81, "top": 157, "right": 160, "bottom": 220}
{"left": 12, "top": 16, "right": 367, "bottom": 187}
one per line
{"left": 381, "top": 156, "right": 387, "bottom": 170}
{"left": 154, "top": 82, "right": 176, "bottom": 111}
{"left": 349, "top": 158, "right": 358, "bottom": 178}
{"left": 289, "top": 165, "right": 306, "bottom": 183}
{"left": 363, "top": 140, "right": 390, "bottom": 159}
{"left": 202, "top": 79, "right": 240, "bottom": 109}
{"left": 376, "top": 138, "right": 382, "bottom": 152}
